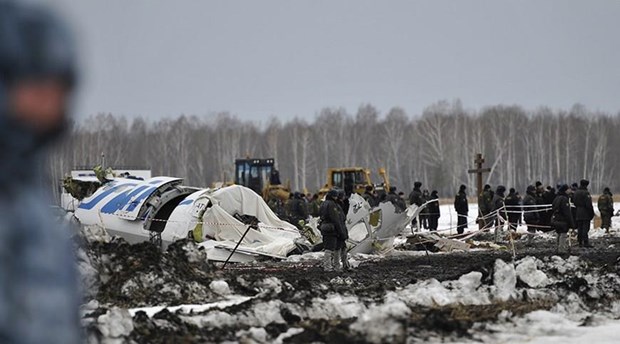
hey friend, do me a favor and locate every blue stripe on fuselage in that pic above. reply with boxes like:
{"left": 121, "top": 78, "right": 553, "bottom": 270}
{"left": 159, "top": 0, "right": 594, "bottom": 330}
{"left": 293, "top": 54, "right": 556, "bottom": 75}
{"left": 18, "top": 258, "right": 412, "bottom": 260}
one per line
{"left": 78, "top": 183, "right": 135, "bottom": 210}
{"left": 100, "top": 185, "right": 151, "bottom": 214}
{"left": 179, "top": 199, "right": 193, "bottom": 206}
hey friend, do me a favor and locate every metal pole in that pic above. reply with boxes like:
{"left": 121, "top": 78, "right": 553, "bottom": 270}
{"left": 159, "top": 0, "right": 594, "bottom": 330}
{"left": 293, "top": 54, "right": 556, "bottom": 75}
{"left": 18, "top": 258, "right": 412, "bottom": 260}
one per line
{"left": 222, "top": 222, "right": 256, "bottom": 269}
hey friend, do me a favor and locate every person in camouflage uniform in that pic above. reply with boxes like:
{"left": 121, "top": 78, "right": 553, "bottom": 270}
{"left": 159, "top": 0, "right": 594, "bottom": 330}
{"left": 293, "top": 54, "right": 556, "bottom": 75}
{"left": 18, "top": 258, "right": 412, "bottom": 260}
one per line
{"left": 0, "top": 1, "right": 81, "bottom": 343}
{"left": 598, "top": 187, "right": 614, "bottom": 233}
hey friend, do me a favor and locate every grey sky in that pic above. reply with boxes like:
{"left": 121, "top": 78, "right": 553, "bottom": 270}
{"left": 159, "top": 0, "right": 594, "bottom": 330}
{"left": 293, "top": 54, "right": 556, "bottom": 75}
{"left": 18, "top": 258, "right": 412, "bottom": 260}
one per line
{"left": 45, "top": 0, "right": 620, "bottom": 121}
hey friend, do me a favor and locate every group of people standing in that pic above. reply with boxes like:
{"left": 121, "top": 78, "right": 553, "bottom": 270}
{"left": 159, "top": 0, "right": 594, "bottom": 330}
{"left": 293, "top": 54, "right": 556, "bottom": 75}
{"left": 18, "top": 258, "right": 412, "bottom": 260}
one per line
{"left": 475, "top": 179, "right": 613, "bottom": 253}
{"left": 408, "top": 182, "right": 441, "bottom": 231}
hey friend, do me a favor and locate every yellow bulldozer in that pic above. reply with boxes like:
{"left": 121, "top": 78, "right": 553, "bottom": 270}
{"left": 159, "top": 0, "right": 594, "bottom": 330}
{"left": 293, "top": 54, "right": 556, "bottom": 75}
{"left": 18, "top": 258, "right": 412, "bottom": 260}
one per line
{"left": 318, "top": 167, "right": 390, "bottom": 196}
{"left": 233, "top": 158, "right": 290, "bottom": 202}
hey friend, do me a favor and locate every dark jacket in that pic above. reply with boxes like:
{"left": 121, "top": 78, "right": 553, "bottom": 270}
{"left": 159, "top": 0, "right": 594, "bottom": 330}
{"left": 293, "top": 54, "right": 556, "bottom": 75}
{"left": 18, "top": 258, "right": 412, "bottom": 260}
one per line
{"left": 454, "top": 190, "right": 468, "bottom": 214}
{"left": 288, "top": 197, "right": 308, "bottom": 222}
{"left": 427, "top": 193, "right": 440, "bottom": 217}
{"left": 522, "top": 192, "right": 539, "bottom": 223}
{"left": 386, "top": 192, "right": 406, "bottom": 212}
{"left": 319, "top": 198, "right": 345, "bottom": 238}
{"left": 573, "top": 187, "right": 594, "bottom": 221}
{"left": 552, "top": 191, "right": 575, "bottom": 232}
{"left": 504, "top": 191, "right": 521, "bottom": 217}
{"left": 492, "top": 191, "right": 506, "bottom": 214}
{"left": 408, "top": 188, "right": 423, "bottom": 206}
{"left": 362, "top": 191, "right": 378, "bottom": 207}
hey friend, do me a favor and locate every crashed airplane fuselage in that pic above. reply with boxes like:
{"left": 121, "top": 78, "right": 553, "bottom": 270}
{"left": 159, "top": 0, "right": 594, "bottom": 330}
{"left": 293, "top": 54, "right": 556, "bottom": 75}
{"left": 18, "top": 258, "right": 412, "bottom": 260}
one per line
{"left": 74, "top": 176, "right": 423, "bottom": 262}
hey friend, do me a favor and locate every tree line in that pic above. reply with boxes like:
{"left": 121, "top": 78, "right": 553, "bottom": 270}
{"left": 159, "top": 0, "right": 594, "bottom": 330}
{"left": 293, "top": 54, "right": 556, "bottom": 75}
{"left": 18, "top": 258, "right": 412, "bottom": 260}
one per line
{"left": 47, "top": 101, "right": 620, "bottom": 202}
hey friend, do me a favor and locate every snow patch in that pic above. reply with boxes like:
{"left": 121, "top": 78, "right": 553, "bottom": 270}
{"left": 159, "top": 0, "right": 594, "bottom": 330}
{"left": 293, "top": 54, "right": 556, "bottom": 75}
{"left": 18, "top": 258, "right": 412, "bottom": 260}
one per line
{"left": 209, "top": 280, "right": 231, "bottom": 296}
{"left": 516, "top": 256, "right": 550, "bottom": 288}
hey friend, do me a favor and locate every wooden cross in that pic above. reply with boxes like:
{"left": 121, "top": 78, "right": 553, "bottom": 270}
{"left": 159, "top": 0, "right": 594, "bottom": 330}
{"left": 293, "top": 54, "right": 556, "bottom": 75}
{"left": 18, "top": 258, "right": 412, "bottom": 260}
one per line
{"left": 468, "top": 153, "right": 491, "bottom": 204}
{"left": 468, "top": 153, "right": 491, "bottom": 228}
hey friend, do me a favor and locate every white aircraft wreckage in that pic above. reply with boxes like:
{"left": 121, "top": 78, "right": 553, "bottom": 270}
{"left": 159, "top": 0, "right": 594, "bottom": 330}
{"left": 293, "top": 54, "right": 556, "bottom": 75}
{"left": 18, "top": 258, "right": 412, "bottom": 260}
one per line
{"left": 73, "top": 176, "right": 423, "bottom": 263}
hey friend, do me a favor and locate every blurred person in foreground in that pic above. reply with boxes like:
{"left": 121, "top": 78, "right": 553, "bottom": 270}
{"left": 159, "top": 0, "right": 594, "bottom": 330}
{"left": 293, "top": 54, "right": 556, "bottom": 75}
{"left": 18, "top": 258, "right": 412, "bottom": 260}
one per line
{"left": 0, "top": 1, "right": 81, "bottom": 343}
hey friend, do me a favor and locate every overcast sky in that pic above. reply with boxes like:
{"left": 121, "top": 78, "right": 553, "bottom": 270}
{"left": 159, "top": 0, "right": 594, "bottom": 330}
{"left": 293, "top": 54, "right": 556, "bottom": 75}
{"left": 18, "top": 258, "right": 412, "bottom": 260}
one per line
{"left": 42, "top": 0, "right": 620, "bottom": 121}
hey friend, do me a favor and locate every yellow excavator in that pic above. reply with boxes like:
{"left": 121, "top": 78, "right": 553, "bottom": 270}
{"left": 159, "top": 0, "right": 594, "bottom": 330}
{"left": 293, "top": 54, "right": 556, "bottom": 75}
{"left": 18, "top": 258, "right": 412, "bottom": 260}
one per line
{"left": 318, "top": 167, "right": 390, "bottom": 196}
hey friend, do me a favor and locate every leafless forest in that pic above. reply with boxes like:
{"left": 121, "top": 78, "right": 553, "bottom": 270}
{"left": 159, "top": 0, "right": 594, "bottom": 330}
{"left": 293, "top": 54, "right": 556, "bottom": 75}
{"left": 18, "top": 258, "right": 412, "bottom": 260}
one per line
{"left": 48, "top": 101, "right": 619, "bottom": 200}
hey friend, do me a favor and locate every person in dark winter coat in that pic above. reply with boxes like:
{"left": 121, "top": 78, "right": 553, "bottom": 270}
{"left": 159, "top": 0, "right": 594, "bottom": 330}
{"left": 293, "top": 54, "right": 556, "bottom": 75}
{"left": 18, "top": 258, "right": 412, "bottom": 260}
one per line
{"left": 454, "top": 185, "right": 469, "bottom": 234}
{"left": 478, "top": 184, "right": 494, "bottom": 228}
{"left": 409, "top": 181, "right": 423, "bottom": 207}
{"left": 420, "top": 189, "right": 430, "bottom": 229}
{"left": 504, "top": 188, "right": 521, "bottom": 231}
{"left": 598, "top": 187, "right": 614, "bottom": 232}
{"left": 386, "top": 186, "right": 406, "bottom": 212}
{"left": 523, "top": 185, "right": 540, "bottom": 244}
{"left": 319, "top": 189, "right": 346, "bottom": 271}
{"left": 427, "top": 190, "right": 441, "bottom": 231}
{"left": 573, "top": 179, "right": 595, "bottom": 247}
{"left": 492, "top": 185, "right": 507, "bottom": 242}
{"left": 551, "top": 184, "right": 575, "bottom": 253}
{"left": 540, "top": 186, "right": 556, "bottom": 228}
{"left": 362, "top": 185, "right": 378, "bottom": 207}
{"left": 335, "top": 191, "right": 351, "bottom": 270}
{"left": 288, "top": 192, "right": 308, "bottom": 227}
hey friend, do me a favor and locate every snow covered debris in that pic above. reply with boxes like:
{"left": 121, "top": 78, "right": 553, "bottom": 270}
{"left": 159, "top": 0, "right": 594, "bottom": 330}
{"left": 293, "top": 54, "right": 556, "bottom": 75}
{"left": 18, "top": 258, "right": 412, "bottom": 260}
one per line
{"left": 516, "top": 256, "right": 550, "bottom": 288}
{"left": 96, "top": 307, "right": 134, "bottom": 340}
{"left": 492, "top": 259, "right": 517, "bottom": 302}
{"left": 209, "top": 280, "right": 231, "bottom": 296}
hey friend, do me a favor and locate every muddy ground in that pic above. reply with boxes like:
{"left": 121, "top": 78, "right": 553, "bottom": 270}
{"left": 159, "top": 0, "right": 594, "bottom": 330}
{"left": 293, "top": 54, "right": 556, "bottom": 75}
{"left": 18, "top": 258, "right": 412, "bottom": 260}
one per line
{"left": 81, "top": 233, "right": 620, "bottom": 343}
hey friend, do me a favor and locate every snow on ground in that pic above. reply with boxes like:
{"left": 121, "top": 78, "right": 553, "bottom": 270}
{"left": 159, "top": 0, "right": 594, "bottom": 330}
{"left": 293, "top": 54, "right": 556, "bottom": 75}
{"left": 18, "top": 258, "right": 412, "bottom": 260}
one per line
{"left": 77, "top": 201, "right": 620, "bottom": 343}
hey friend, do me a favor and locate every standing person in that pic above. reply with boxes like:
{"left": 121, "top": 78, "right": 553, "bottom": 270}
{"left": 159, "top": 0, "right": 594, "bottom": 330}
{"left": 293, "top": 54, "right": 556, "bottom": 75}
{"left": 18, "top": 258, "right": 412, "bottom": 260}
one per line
{"left": 454, "top": 184, "right": 469, "bottom": 234}
{"left": 335, "top": 191, "right": 350, "bottom": 270}
{"left": 0, "top": 2, "right": 81, "bottom": 343}
{"left": 551, "top": 184, "right": 575, "bottom": 254}
{"left": 362, "top": 185, "right": 378, "bottom": 207}
{"left": 598, "top": 187, "right": 614, "bottom": 233}
{"left": 319, "top": 189, "right": 344, "bottom": 271}
{"left": 573, "top": 179, "right": 595, "bottom": 248}
{"left": 427, "top": 190, "right": 441, "bottom": 231}
{"left": 421, "top": 189, "right": 430, "bottom": 229}
{"left": 308, "top": 193, "right": 321, "bottom": 217}
{"left": 492, "top": 185, "right": 507, "bottom": 242}
{"left": 478, "top": 184, "right": 493, "bottom": 229}
{"left": 504, "top": 188, "right": 521, "bottom": 231}
{"left": 387, "top": 186, "right": 406, "bottom": 212}
{"left": 522, "top": 185, "right": 540, "bottom": 244}
{"left": 409, "top": 181, "right": 423, "bottom": 227}
{"left": 541, "top": 186, "right": 556, "bottom": 229}
{"left": 289, "top": 192, "right": 308, "bottom": 227}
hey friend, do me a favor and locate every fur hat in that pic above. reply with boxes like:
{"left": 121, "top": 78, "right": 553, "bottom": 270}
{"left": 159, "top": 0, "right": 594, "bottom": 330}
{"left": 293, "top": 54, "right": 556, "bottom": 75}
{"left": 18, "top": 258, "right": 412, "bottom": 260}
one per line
{"left": 580, "top": 179, "right": 589, "bottom": 187}
{"left": 558, "top": 184, "right": 569, "bottom": 193}
{"left": 496, "top": 185, "right": 506, "bottom": 193}
{"left": 414, "top": 181, "right": 422, "bottom": 188}
{"left": 459, "top": 184, "right": 466, "bottom": 191}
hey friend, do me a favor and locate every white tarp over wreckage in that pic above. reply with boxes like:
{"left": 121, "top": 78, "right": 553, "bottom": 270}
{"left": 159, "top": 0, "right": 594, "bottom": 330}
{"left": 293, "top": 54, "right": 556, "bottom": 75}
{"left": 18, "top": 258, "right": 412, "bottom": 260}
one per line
{"left": 73, "top": 176, "right": 423, "bottom": 263}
